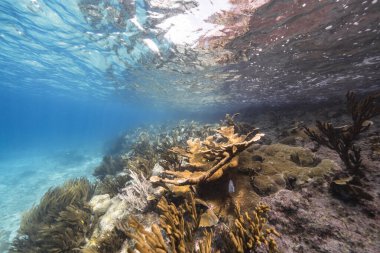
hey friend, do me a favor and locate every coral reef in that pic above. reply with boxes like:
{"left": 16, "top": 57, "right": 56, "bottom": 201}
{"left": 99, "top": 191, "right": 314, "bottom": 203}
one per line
{"left": 124, "top": 217, "right": 168, "bottom": 253}
{"left": 121, "top": 193, "right": 279, "bottom": 253}
{"left": 10, "top": 178, "right": 95, "bottom": 253}
{"left": 94, "top": 121, "right": 218, "bottom": 181}
{"left": 224, "top": 203, "right": 280, "bottom": 253}
{"left": 222, "top": 113, "right": 255, "bottom": 135}
{"left": 118, "top": 170, "right": 155, "bottom": 213}
{"left": 94, "top": 155, "right": 128, "bottom": 179}
{"left": 125, "top": 122, "right": 218, "bottom": 178}
{"left": 155, "top": 194, "right": 201, "bottom": 252}
{"left": 151, "top": 126, "right": 264, "bottom": 187}
{"left": 262, "top": 187, "right": 380, "bottom": 253}
{"left": 369, "top": 133, "right": 380, "bottom": 160}
{"left": 118, "top": 192, "right": 206, "bottom": 253}
{"left": 0, "top": 229, "right": 10, "bottom": 253}
{"left": 9, "top": 105, "right": 380, "bottom": 253}
{"left": 82, "top": 227, "right": 127, "bottom": 253}
{"left": 304, "top": 91, "right": 380, "bottom": 201}
{"left": 95, "top": 174, "right": 130, "bottom": 197}
{"left": 88, "top": 195, "right": 128, "bottom": 240}
{"left": 241, "top": 144, "right": 336, "bottom": 195}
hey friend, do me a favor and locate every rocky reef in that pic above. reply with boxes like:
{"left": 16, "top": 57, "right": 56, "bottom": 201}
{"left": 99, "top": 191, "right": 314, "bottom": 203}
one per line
{"left": 8, "top": 91, "right": 380, "bottom": 253}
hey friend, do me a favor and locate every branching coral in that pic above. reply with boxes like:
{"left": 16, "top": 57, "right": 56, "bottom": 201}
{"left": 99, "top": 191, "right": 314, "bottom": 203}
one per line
{"left": 156, "top": 194, "right": 200, "bottom": 252}
{"left": 122, "top": 195, "right": 279, "bottom": 253}
{"left": 304, "top": 91, "right": 380, "bottom": 200}
{"left": 305, "top": 91, "right": 379, "bottom": 175}
{"left": 120, "top": 192, "right": 213, "bottom": 253}
{"left": 225, "top": 203, "right": 280, "bottom": 253}
{"left": 124, "top": 217, "right": 168, "bottom": 253}
{"left": 127, "top": 123, "right": 217, "bottom": 178}
{"left": 118, "top": 170, "right": 155, "bottom": 213}
{"left": 151, "top": 126, "right": 264, "bottom": 187}
{"left": 10, "top": 178, "right": 96, "bottom": 253}
{"left": 197, "top": 230, "right": 214, "bottom": 253}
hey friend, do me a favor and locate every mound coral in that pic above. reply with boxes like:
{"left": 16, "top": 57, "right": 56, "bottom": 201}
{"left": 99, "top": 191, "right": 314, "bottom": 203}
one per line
{"left": 241, "top": 143, "right": 336, "bottom": 195}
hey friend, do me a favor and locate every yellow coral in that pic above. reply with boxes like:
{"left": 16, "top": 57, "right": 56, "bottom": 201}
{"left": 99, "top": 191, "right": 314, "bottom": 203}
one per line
{"left": 125, "top": 193, "right": 213, "bottom": 253}
{"left": 151, "top": 126, "right": 264, "bottom": 188}
{"left": 228, "top": 203, "right": 280, "bottom": 253}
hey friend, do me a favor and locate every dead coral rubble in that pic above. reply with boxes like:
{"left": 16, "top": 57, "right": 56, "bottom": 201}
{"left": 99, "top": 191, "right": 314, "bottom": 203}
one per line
{"left": 304, "top": 91, "right": 380, "bottom": 201}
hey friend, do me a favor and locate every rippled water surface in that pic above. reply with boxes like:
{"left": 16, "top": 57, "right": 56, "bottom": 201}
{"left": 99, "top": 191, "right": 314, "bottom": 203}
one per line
{"left": 1, "top": 0, "right": 379, "bottom": 109}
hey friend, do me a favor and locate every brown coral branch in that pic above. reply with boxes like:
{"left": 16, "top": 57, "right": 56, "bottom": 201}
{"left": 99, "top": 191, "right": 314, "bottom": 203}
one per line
{"left": 124, "top": 193, "right": 206, "bottom": 253}
{"left": 151, "top": 126, "right": 264, "bottom": 188}
{"left": 304, "top": 91, "right": 380, "bottom": 175}
{"left": 304, "top": 90, "right": 380, "bottom": 201}
{"left": 157, "top": 153, "right": 232, "bottom": 186}
{"left": 224, "top": 203, "right": 280, "bottom": 253}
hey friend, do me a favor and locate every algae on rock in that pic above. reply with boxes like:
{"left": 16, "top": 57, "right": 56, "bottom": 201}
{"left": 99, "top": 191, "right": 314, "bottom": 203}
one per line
{"left": 241, "top": 143, "right": 336, "bottom": 195}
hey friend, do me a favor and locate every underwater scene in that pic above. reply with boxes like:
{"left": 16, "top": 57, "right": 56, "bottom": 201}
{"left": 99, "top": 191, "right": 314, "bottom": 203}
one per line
{"left": 0, "top": 0, "right": 379, "bottom": 252}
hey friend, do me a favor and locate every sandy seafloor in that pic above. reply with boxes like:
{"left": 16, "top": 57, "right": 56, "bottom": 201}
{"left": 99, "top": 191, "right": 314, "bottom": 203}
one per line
{"left": 0, "top": 146, "right": 101, "bottom": 250}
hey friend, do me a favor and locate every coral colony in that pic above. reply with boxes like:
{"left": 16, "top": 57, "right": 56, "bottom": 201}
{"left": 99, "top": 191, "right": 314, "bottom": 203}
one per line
{"left": 10, "top": 91, "right": 380, "bottom": 253}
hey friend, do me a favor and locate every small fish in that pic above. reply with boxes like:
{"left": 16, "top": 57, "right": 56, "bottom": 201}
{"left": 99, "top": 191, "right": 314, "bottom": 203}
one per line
{"left": 228, "top": 179, "right": 235, "bottom": 193}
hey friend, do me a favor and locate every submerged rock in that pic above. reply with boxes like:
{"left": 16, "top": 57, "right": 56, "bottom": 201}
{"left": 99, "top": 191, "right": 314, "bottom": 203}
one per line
{"left": 240, "top": 143, "right": 338, "bottom": 195}
{"left": 263, "top": 187, "right": 380, "bottom": 253}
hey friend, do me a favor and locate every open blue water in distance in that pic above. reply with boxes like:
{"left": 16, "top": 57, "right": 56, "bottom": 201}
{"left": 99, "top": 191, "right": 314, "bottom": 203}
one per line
{"left": 0, "top": 85, "right": 180, "bottom": 246}
{"left": 0, "top": 0, "right": 195, "bottom": 245}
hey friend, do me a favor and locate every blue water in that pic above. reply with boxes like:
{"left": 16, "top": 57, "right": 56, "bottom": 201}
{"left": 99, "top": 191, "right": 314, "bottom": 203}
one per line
{"left": 0, "top": 0, "right": 184, "bottom": 246}
{"left": 0, "top": 86, "right": 179, "bottom": 246}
